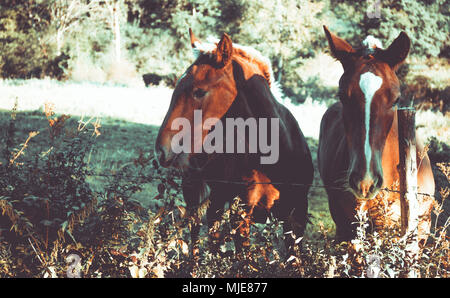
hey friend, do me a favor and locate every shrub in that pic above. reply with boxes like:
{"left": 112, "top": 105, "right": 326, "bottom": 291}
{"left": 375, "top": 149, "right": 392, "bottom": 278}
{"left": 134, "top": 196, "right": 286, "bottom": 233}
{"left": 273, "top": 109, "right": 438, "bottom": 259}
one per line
{"left": 0, "top": 103, "right": 97, "bottom": 277}
{"left": 0, "top": 2, "right": 69, "bottom": 79}
{"left": 328, "top": 0, "right": 448, "bottom": 58}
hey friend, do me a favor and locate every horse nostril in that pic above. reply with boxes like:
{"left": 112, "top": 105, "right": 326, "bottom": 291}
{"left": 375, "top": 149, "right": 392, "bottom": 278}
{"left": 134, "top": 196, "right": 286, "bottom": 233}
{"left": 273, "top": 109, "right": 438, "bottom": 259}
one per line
{"left": 370, "top": 176, "right": 378, "bottom": 193}
{"left": 359, "top": 179, "right": 375, "bottom": 198}
{"left": 155, "top": 144, "right": 166, "bottom": 164}
{"left": 376, "top": 175, "right": 383, "bottom": 189}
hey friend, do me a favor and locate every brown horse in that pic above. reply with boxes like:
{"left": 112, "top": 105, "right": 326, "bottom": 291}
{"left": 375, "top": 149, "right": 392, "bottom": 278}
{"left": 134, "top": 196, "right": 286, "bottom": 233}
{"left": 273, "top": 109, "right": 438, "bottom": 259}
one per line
{"left": 318, "top": 27, "right": 435, "bottom": 243}
{"left": 155, "top": 29, "right": 314, "bottom": 253}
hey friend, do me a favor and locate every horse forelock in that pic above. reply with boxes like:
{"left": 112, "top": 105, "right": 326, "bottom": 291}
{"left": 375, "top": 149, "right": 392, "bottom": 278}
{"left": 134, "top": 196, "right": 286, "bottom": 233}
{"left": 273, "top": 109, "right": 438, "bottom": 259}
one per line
{"left": 354, "top": 35, "right": 384, "bottom": 58}
{"left": 362, "top": 36, "right": 383, "bottom": 50}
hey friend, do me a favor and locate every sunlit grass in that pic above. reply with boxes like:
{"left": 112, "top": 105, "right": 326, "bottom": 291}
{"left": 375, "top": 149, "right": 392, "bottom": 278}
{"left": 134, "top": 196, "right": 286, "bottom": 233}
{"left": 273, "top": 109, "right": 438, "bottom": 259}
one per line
{"left": 416, "top": 109, "right": 449, "bottom": 144}
{"left": 0, "top": 78, "right": 331, "bottom": 140}
{"left": 0, "top": 78, "right": 172, "bottom": 127}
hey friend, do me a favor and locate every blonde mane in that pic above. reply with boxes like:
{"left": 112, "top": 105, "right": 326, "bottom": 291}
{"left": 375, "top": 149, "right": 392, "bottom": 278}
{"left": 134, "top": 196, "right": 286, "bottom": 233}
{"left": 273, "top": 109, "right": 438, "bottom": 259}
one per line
{"left": 193, "top": 37, "right": 284, "bottom": 103}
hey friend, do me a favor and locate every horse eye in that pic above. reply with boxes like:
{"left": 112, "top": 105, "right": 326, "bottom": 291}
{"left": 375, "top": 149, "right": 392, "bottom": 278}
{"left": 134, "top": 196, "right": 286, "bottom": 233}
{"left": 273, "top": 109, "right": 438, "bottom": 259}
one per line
{"left": 393, "top": 97, "right": 400, "bottom": 107}
{"left": 193, "top": 88, "right": 207, "bottom": 98}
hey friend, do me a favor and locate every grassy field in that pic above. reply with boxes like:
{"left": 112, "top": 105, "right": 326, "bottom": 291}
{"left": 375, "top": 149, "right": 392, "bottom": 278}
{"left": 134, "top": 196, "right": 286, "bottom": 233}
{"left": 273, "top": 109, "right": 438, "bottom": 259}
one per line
{"left": 0, "top": 96, "right": 332, "bottom": 242}
{"left": 0, "top": 76, "right": 448, "bottom": 277}
{"left": 1, "top": 77, "right": 448, "bottom": 240}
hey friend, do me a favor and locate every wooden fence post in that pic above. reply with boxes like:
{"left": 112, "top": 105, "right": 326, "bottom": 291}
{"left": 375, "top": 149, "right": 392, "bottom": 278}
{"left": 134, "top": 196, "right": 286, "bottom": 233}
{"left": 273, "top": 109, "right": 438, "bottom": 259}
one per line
{"left": 397, "top": 106, "right": 420, "bottom": 277}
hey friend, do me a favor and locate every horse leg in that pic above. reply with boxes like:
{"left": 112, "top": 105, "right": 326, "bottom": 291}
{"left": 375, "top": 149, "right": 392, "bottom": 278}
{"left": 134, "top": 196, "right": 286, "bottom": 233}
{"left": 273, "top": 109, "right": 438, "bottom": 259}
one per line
{"left": 206, "top": 193, "right": 225, "bottom": 254}
{"left": 275, "top": 187, "right": 309, "bottom": 256}
{"left": 182, "top": 175, "right": 209, "bottom": 258}
{"left": 327, "top": 191, "right": 357, "bottom": 242}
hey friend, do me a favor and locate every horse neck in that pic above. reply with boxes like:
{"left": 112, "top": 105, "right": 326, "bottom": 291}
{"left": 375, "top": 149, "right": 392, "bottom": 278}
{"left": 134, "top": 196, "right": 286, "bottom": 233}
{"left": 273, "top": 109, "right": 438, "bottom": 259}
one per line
{"left": 211, "top": 66, "right": 285, "bottom": 174}
{"left": 380, "top": 110, "right": 400, "bottom": 189}
{"left": 226, "top": 60, "right": 281, "bottom": 119}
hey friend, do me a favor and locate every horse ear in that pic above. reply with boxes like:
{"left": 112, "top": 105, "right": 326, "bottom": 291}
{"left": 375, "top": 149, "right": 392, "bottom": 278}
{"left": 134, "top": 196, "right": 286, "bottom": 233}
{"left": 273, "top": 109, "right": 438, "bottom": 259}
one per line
{"left": 216, "top": 33, "right": 233, "bottom": 67}
{"left": 378, "top": 32, "right": 410, "bottom": 70}
{"left": 189, "top": 28, "right": 201, "bottom": 48}
{"left": 323, "top": 26, "right": 355, "bottom": 68}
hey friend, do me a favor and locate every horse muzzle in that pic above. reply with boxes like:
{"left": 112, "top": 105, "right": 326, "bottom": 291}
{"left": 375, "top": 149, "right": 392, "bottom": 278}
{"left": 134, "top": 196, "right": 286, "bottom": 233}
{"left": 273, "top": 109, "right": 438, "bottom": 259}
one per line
{"left": 155, "top": 144, "right": 206, "bottom": 171}
{"left": 349, "top": 171, "right": 383, "bottom": 200}
{"left": 154, "top": 143, "right": 183, "bottom": 168}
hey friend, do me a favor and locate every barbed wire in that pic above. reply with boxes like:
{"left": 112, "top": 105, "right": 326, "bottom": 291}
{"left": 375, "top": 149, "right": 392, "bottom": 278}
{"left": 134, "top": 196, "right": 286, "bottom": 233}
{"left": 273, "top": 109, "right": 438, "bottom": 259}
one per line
{"left": 88, "top": 171, "right": 436, "bottom": 199}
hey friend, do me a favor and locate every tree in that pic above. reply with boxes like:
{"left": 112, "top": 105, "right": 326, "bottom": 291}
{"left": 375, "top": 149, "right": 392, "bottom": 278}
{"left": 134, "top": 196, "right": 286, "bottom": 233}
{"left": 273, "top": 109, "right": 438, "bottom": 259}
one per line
{"left": 49, "top": 0, "right": 101, "bottom": 55}
{"left": 85, "top": 0, "right": 128, "bottom": 62}
{"left": 104, "top": 0, "right": 122, "bottom": 62}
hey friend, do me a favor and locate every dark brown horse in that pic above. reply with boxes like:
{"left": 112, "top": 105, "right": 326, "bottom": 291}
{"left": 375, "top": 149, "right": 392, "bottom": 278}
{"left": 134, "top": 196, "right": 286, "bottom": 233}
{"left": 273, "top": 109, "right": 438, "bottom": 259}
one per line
{"left": 318, "top": 26, "right": 435, "bottom": 242}
{"left": 155, "top": 29, "right": 313, "bottom": 253}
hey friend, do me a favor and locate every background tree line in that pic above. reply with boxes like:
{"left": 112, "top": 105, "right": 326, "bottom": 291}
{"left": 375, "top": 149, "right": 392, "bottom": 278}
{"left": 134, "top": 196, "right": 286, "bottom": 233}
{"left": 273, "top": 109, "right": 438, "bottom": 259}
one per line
{"left": 0, "top": 0, "right": 448, "bottom": 102}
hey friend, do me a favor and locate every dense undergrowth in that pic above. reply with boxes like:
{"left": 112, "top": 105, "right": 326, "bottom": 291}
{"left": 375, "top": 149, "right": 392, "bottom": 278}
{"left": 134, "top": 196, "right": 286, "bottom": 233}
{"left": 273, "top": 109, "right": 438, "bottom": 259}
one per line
{"left": 0, "top": 104, "right": 448, "bottom": 278}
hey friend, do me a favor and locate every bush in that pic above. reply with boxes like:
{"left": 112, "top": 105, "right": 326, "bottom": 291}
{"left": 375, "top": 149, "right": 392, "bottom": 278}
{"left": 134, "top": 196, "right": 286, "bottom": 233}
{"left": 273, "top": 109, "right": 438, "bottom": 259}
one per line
{"left": 328, "top": 0, "right": 448, "bottom": 58}
{"left": 0, "top": 103, "right": 96, "bottom": 277}
{"left": 0, "top": 102, "right": 186, "bottom": 277}
{"left": 0, "top": 2, "right": 70, "bottom": 79}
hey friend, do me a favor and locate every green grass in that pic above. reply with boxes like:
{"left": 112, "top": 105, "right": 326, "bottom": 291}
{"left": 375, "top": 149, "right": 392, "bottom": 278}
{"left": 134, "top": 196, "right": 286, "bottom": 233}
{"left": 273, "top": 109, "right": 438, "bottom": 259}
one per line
{"left": 0, "top": 79, "right": 448, "bottom": 277}
{"left": 0, "top": 108, "right": 335, "bottom": 242}
{"left": 1, "top": 75, "right": 447, "bottom": 243}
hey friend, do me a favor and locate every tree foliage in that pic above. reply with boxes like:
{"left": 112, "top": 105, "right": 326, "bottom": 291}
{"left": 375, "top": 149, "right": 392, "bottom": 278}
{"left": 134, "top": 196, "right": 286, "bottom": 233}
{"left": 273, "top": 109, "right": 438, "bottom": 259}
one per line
{"left": 0, "top": 0, "right": 447, "bottom": 98}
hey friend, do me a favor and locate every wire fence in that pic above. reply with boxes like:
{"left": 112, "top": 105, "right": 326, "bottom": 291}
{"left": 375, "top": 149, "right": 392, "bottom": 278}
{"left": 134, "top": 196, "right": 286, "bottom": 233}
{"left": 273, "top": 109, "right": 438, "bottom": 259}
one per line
{"left": 88, "top": 171, "right": 436, "bottom": 199}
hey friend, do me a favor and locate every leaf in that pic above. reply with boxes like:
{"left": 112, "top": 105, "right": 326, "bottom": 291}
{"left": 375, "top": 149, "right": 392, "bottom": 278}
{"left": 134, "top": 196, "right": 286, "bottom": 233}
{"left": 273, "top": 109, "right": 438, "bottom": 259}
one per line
{"left": 61, "top": 221, "right": 68, "bottom": 232}
{"left": 386, "top": 267, "right": 396, "bottom": 278}
{"left": 43, "top": 266, "right": 57, "bottom": 278}
{"left": 167, "top": 178, "right": 178, "bottom": 189}
{"left": 40, "top": 220, "right": 53, "bottom": 227}
{"left": 178, "top": 240, "right": 189, "bottom": 256}
{"left": 129, "top": 265, "right": 139, "bottom": 278}
{"left": 248, "top": 264, "right": 259, "bottom": 272}
{"left": 66, "top": 229, "right": 77, "bottom": 244}
{"left": 177, "top": 206, "right": 187, "bottom": 218}
{"left": 286, "top": 255, "right": 297, "bottom": 263}
{"left": 138, "top": 268, "right": 148, "bottom": 278}
{"left": 152, "top": 264, "right": 165, "bottom": 278}
{"left": 157, "top": 183, "right": 165, "bottom": 194}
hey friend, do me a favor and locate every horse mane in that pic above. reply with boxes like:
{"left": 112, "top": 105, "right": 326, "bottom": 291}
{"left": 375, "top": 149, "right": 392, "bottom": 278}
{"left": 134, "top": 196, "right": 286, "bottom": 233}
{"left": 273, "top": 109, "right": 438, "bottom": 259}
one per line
{"left": 362, "top": 35, "right": 383, "bottom": 50}
{"left": 352, "top": 36, "right": 384, "bottom": 59}
{"left": 194, "top": 37, "right": 284, "bottom": 102}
